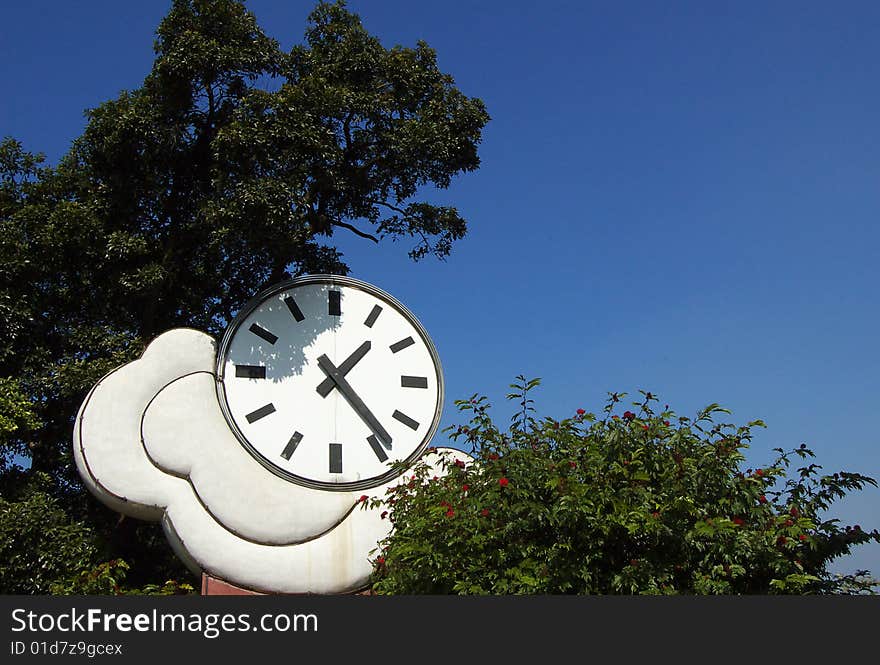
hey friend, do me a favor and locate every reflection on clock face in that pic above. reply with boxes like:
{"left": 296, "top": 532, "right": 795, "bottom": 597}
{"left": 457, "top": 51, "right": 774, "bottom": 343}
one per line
{"left": 216, "top": 276, "right": 443, "bottom": 490}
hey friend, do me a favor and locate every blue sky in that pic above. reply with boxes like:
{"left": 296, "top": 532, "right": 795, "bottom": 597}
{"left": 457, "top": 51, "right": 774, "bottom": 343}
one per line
{"left": 2, "top": 1, "right": 878, "bottom": 577}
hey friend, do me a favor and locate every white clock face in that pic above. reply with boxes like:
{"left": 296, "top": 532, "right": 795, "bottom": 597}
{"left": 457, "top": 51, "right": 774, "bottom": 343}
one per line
{"left": 216, "top": 275, "right": 443, "bottom": 490}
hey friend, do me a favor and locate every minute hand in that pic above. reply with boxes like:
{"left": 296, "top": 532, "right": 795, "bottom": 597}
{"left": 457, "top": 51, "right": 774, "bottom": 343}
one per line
{"left": 316, "top": 354, "right": 393, "bottom": 449}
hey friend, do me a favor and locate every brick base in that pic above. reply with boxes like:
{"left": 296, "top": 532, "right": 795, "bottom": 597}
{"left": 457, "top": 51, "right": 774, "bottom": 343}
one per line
{"left": 201, "top": 574, "right": 264, "bottom": 595}
{"left": 200, "top": 574, "right": 373, "bottom": 595}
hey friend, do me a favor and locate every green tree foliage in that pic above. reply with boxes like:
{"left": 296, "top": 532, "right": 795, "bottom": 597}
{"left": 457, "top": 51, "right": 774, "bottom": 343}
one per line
{"left": 0, "top": 0, "right": 487, "bottom": 593}
{"left": 0, "top": 473, "right": 99, "bottom": 594}
{"left": 368, "top": 379, "right": 880, "bottom": 594}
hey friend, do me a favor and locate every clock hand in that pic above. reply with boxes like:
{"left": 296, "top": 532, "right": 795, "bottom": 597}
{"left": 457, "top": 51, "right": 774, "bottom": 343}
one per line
{"left": 316, "top": 354, "right": 393, "bottom": 449}
{"left": 316, "top": 340, "right": 371, "bottom": 398}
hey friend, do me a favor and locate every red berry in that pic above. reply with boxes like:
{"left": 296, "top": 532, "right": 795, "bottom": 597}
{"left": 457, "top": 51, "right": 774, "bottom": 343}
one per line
{"left": 758, "top": 495, "right": 767, "bottom": 504}
{"left": 358, "top": 495, "right": 368, "bottom": 503}
{"left": 462, "top": 484, "right": 469, "bottom": 492}
{"left": 799, "top": 534, "right": 808, "bottom": 541}
{"left": 576, "top": 408, "right": 586, "bottom": 415}
{"left": 790, "top": 507, "right": 799, "bottom": 517}
{"left": 480, "top": 508, "right": 489, "bottom": 517}
{"left": 623, "top": 411, "right": 635, "bottom": 421}
{"left": 445, "top": 508, "right": 455, "bottom": 518}
{"left": 499, "top": 477, "right": 509, "bottom": 488}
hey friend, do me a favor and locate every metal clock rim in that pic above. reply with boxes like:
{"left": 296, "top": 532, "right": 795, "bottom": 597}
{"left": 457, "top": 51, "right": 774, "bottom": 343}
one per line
{"left": 215, "top": 274, "right": 445, "bottom": 492}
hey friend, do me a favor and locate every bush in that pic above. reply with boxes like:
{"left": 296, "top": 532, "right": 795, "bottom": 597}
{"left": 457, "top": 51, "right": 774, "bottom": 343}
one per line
{"left": 368, "top": 378, "right": 879, "bottom": 594}
{"left": 0, "top": 474, "right": 100, "bottom": 594}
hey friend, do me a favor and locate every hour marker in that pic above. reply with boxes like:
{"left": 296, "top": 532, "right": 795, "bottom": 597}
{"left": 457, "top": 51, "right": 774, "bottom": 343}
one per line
{"left": 367, "top": 434, "right": 389, "bottom": 462}
{"left": 235, "top": 365, "right": 266, "bottom": 379}
{"left": 401, "top": 375, "right": 428, "bottom": 389}
{"left": 392, "top": 410, "right": 420, "bottom": 431}
{"left": 281, "top": 432, "right": 303, "bottom": 460}
{"left": 246, "top": 403, "right": 276, "bottom": 423}
{"left": 284, "top": 296, "right": 305, "bottom": 322}
{"left": 328, "top": 290, "right": 341, "bottom": 316}
{"left": 329, "top": 443, "right": 343, "bottom": 473}
{"left": 390, "top": 336, "right": 415, "bottom": 353}
{"left": 249, "top": 323, "right": 278, "bottom": 345}
{"left": 364, "top": 305, "right": 382, "bottom": 328}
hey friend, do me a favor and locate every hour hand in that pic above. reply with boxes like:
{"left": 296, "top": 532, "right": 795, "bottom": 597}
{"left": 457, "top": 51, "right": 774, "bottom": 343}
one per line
{"left": 316, "top": 354, "right": 392, "bottom": 449}
{"left": 316, "top": 341, "right": 371, "bottom": 398}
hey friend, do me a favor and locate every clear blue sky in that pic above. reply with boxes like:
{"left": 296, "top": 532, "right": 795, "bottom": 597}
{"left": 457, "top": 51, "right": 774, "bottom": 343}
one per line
{"left": 2, "top": 1, "right": 878, "bottom": 577}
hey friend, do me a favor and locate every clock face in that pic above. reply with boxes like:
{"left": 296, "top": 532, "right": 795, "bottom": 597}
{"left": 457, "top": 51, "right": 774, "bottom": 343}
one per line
{"left": 216, "top": 275, "right": 444, "bottom": 490}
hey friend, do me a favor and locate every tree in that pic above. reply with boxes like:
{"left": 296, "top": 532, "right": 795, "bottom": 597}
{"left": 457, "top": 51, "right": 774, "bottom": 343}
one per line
{"left": 367, "top": 379, "right": 880, "bottom": 594}
{"left": 0, "top": 0, "right": 488, "bottom": 593}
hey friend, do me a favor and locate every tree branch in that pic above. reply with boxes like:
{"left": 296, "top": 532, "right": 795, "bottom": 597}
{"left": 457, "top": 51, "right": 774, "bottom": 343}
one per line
{"left": 332, "top": 219, "right": 379, "bottom": 243}
{"left": 367, "top": 197, "right": 408, "bottom": 216}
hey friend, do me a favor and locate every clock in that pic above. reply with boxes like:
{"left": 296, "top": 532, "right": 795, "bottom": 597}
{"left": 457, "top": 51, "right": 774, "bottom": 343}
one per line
{"left": 216, "top": 275, "right": 444, "bottom": 491}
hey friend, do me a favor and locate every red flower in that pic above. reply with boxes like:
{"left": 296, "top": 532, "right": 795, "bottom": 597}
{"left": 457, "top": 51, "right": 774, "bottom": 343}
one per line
{"left": 612, "top": 415, "right": 620, "bottom": 420}
{"left": 664, "top": 421, "right": 670, "bottom": 426}
{"left": 445, "top": 508, "right": 455, "bottom": 518}
{"left": 758, "top": 495, "right": 767, "bottom": 504}
{"left": 623, "top": 411, "right": 635, "bottom": 421}
{"left": 790, "top": 507, "right": 799, "bottom": 518}
{"left": 454, "top": 459, "right": 466, "bottom": 469}
{"left": 651, "top": 511, "right": 660, "bottom": 519}
{"left": 462, "top": 484, "right": 470, "bottom": 492}
{"left": 569, "top": 461, "right": 577, "bottom": 468}
{"left": 642, "top": 424, "right": 649, "bottom": 431}
{"left": 576, "top": 408, "right": 585, "bottom": 415}
{"left": 732, "top": 517, "right": 745, "bottom": 526}
{"left": 358, "top": 495, "right": 368, "bottom": 503}
{"left": 499, "top": 477, "right": 509, "bottom": 488}
{"left": 488, "top": 453, "right": 499, "bottom": 461}
{"left": 376, "top": 556, "right": 385, "bottom": 565}
{"left": 481, "top": 508, "right": 490, "bottom": 517}
{"left": 755, "top": 469, "right": 764, "bottom": 477}
{"left": 799, "top": 534, "right": 808, "bottom": 541}
{"left": 380, "top": 511, "right": 388, "bottom": 520}
{"left": 440, "top": 500, "right": 450, "bottom": 508}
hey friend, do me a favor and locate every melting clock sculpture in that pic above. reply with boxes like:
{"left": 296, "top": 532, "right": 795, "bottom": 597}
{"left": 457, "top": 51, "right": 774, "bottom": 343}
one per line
{"left": 74, "top": 275, "right": 469, "bottom": 594}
